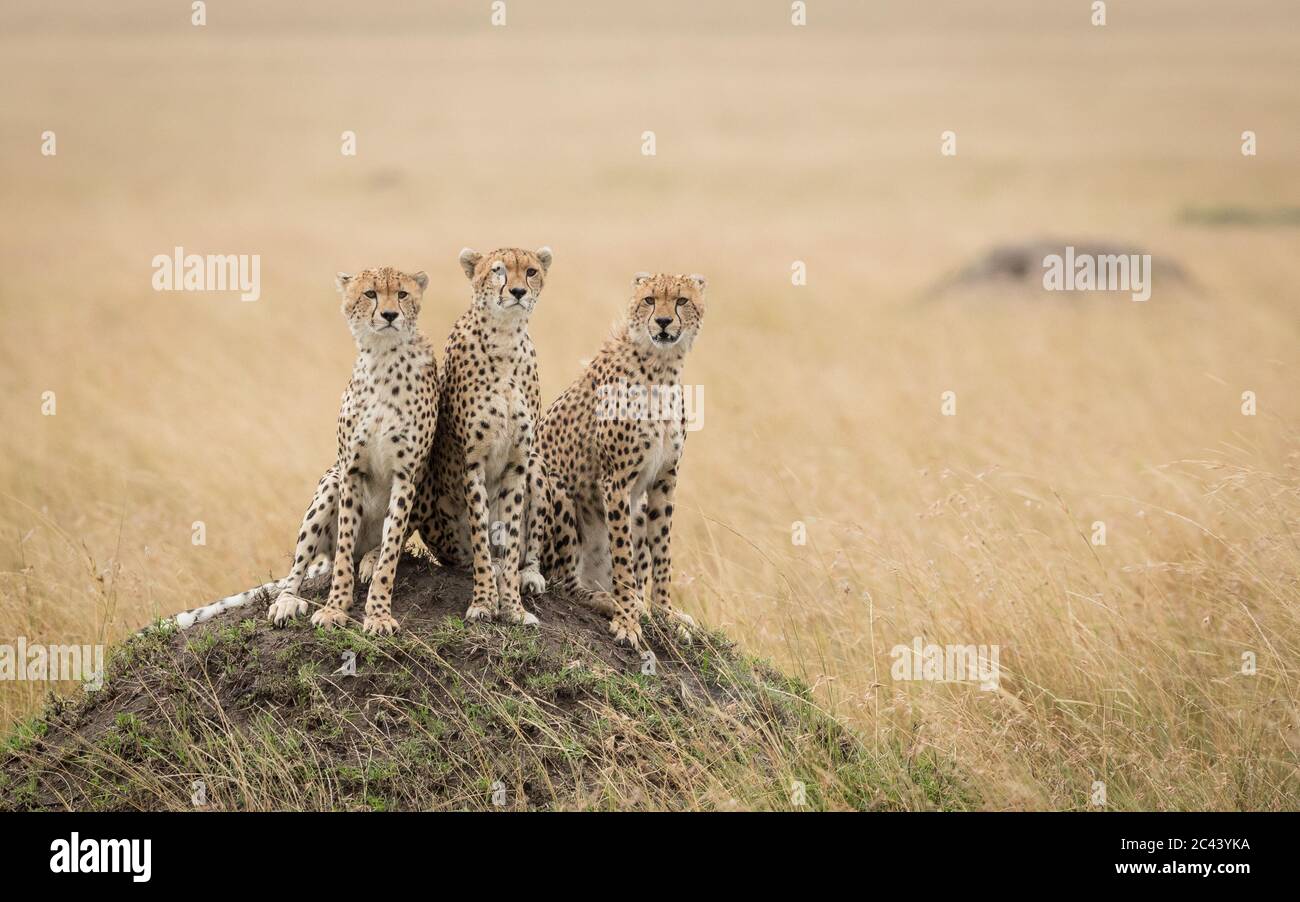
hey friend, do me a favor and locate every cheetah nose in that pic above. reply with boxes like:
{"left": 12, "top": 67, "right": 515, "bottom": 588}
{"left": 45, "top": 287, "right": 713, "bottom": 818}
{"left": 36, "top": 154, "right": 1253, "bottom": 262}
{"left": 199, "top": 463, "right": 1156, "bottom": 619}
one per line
{"left": 654, "top": 316, "right": 674, "bottom": 329}
{"left": 509, "top": 287, "right": 527, "bottom": 300}
{"left": 381, "top": 311, "right": 399, "bottom": 323}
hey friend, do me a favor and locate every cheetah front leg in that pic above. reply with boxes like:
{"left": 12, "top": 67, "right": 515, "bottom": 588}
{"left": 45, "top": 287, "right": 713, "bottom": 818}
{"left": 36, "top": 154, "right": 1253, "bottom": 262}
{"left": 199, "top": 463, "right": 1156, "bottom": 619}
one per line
{"left": 631, "top": 491, "right": 650, "bottom": 594}
{"left": 494, "top": 437, "right": 540, "bottom": 626}
{"left": 645, "top": 464, "right": 693, "bottom": 641}
{"left": 359, "top": 468, "right": 416, "bottom": 636}
{"left": 601, "top": 473, "right": 645, "bottom": 649}
{"left": 269, "top": 467, "right": 340, "bottom": 626}
{"left": 520, "top": 447, "right": 549, "bottom": 598}
{"left": 462, "top": 460, "right": 499, "bottom": 622}
{"left": 311, "top": 455, "right": 362, "bottom": 629}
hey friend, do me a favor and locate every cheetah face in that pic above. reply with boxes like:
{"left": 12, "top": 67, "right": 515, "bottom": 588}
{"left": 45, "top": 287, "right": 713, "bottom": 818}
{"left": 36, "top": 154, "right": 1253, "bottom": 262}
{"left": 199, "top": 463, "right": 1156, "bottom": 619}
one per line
{"left": 628, "top": 272, "right": 706, "bottom": 352}
{"left": 337, "top": 267, "right": 428, "bottom": 345}
{"left": 459, "top": 246, "right": 552, "bottom": 318}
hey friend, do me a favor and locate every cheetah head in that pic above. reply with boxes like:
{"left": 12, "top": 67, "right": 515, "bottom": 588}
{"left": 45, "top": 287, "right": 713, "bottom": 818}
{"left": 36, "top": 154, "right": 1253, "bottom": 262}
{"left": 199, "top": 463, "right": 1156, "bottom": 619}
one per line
{"left": 459, "top": 246, "right": 552, "bottom": 318}
{"left": 626, "top": 272, "right": 706, "bottom": 353}
{"left": 336, "top": 266, "right": 429, "bottom": 346}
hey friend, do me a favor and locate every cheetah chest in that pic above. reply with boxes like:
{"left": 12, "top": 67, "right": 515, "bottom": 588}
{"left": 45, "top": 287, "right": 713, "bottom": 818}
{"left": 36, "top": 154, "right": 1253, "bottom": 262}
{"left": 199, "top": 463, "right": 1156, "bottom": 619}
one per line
{"left": 350, "top": 394, "right": 408, "bottom": 545}
{"left": 629, "top": 418, "right": 680, "bottom": 499}
{"left": 481, "top": 386, "right": 529, "bottom": 484}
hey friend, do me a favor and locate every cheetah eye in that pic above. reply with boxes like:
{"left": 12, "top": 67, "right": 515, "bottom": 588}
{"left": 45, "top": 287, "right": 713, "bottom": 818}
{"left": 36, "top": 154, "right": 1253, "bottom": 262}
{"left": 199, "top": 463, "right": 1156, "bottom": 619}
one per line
{"left": 675, "top": 297, "right": 688, "bottom": 306}
{"left": 526, "top": 268, "right": 538, "bottom": 278}
{"left": 643, "top": 297, "right": 654, "bottom": 306}
{"left": 397, "top": 291, "right": 408, "bottom": 299}
{"left": 363, "top": 290, "right": 378, "bottom": 300}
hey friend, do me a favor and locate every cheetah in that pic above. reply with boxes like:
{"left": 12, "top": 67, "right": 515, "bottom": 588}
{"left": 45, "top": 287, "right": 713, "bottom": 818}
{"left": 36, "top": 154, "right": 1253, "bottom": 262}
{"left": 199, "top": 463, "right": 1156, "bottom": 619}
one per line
{"left": 525, "top": 272, "right": 705, "bottom": 649}
{"left": 169, "top": 267, "right": 438, "bottom": 635}
{"left": 411, "top": 247, "right": 551, "bottom": 627}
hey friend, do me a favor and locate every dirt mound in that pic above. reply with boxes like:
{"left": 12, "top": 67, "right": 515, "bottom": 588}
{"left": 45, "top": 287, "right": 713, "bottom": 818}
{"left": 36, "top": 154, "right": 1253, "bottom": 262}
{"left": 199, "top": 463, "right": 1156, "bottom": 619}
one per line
{"left": 930, "top": 238, "right": 1193, "bottom": 298}
{"left": 0, "top": 555, "right": 968, "bottom": 811}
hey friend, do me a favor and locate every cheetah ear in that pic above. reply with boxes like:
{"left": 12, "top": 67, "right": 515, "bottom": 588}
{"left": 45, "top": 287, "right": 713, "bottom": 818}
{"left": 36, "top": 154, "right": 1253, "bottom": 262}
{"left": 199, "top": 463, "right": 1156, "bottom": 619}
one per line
{"left": 688, "top": 273, "right": 707, "bottom": 290}
{"left": 458, "top": 248, "right": 482, "bottom": 280}
{"left": 335, "top": 272, "right": 353, "bottom": 294}
{"left": 412, "top": 271, "right": 429, "bottom": 292}
{"left": 535, "top": 246, "right": 553, "bottom": 272}
{"left": 632, "top": 272, "right": 652, "bottom": 286}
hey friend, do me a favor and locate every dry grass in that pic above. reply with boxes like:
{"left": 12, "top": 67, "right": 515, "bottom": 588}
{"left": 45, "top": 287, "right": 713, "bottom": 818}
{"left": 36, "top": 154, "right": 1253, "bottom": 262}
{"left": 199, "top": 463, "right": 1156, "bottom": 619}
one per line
{"left": 2, "top": 565, "right": 969, "bottom": 811}
{"left": 1, "top": 0, "right": 1298, "bottom": 809}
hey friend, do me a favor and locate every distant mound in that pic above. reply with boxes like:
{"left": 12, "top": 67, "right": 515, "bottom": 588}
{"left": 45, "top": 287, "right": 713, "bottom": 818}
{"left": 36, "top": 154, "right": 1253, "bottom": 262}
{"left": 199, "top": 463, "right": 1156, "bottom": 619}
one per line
{"left": 0, "top": 555, "right": 968, "bottom": 811}
{"left": 929, "top": 238, "right": 1193, "bottom": 299}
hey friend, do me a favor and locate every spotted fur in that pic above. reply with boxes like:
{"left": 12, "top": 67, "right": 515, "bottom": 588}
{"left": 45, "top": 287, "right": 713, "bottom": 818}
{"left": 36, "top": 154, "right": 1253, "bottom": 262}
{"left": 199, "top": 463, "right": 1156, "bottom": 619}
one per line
{"left": 166, "top": 267, "right": 438, "bottom": 635}
{"left": 525, "top": 272, "right": 705, "bottom": 649}
{"left": 266, "top": 266, "right": 438, "bottom": 635}
{"left": 411, "top": 247, "right": 552, "bottom": 627}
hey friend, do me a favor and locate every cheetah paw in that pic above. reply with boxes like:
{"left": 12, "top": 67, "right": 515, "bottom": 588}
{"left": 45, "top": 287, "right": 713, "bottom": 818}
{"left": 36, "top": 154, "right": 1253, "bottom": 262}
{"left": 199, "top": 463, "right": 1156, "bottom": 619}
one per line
{"left": 311, "top": 607, "right": 351, "bottom": 629}
{"left": 520, "top": 566, "right": 546, "bottom": 597}
{"left": 358, "top": 547, "right": 380, "bottom": 583}
{"left": 501, "top": 605, "right": 540, "bottom": 627}
{"left": 362, "top": 611, "right": 400, "bottom": 636}
{"left": 268, "top": 591, "right": 309, "bottom": 626}
{"left": 671, "top": 610, "right": 696, "bottom": 643}
{"left": 610, "top": 614, "right": 645, "bottom": 650}
{"left": 464, "top": 602, "right": 497, "bottom": 623}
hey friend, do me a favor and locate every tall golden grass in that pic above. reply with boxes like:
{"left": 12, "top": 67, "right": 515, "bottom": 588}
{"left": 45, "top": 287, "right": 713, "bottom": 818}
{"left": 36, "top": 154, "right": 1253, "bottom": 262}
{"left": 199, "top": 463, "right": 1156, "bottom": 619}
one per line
{"left": 1, "top": 0, "right": 1297, "bottom": 808}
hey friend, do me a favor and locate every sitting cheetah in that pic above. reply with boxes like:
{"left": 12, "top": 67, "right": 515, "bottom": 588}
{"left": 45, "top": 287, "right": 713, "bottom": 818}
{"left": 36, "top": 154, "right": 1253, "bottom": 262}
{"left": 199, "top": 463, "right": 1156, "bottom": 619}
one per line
{"left": 272, "top": 267, "right": 438, "bottom": 635}
{"left": 172, "top": 266, "right": 438, "bottom": 635}
{"left": 412, "top": 247, "right": 551, "bottom": 627}
{"left": 525, "top": 272, "right": 705, "bottom": 649}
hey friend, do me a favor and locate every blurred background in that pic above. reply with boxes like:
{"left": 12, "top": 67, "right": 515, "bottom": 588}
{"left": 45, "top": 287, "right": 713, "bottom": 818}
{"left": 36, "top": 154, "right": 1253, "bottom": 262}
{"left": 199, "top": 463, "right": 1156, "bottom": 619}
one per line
{"left": 2, "top": 0, "right": 1297, "bottom": 808}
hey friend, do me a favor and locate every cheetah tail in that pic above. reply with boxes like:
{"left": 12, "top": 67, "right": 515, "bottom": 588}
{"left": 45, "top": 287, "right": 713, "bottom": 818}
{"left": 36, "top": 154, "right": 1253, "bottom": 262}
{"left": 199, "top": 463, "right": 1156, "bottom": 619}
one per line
{"left": 140, "top": 559, "right": 330, "bottom": 635}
